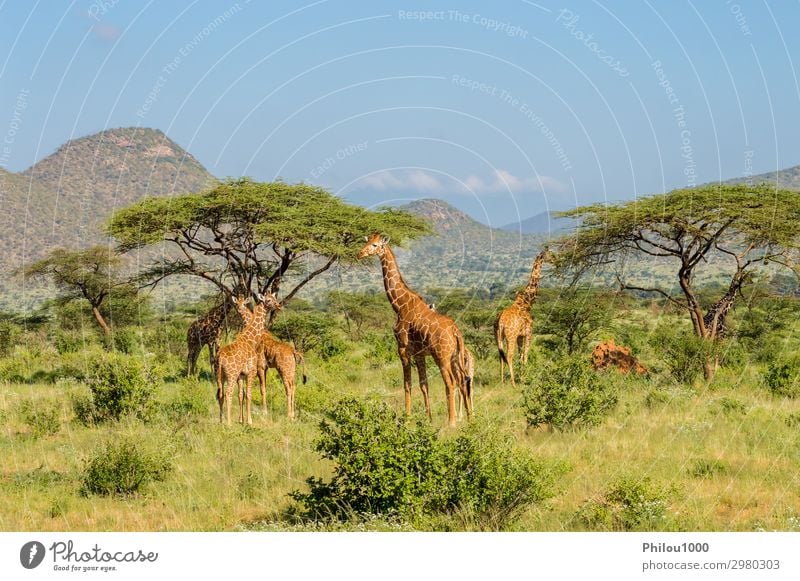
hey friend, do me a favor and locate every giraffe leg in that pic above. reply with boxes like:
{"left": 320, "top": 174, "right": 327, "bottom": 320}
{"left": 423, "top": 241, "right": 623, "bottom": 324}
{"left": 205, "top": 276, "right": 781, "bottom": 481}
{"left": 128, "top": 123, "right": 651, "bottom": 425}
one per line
{"left": 441, "top": 366, "right": 457, "bottom": 428}
{"left": 208, "top": 343, "right": 217, "bottom": 375}
{"left": 507, "top": 339, "right": 518, "bottom": 388}
{"left": 399, "top": 350, "right": 413, "bottom": 417}
{"left": 415, "top": 355, "right": 431, "bottom": 421}
{"left": 226, "top": 380, "right": 234, "bottom": 426}
{"left": 279, "top": 366, "right": 296, "bottom": 420}
{"left": 257, "top": 361, "right": 267, "bottom": 415}
{"left": 237, "top": 376, "right": 245, "bottom": 424}
{"left": 245, "top": 373, "right": 254, "bottom": 426}
{"left": 522, "top": 330, "right": 531, "bottom": 365}
{"left": 216, "top": 365, "right": 225, "bottom": 423}
{"left": 187, "top": 342, "right": 199, "bottom": 377}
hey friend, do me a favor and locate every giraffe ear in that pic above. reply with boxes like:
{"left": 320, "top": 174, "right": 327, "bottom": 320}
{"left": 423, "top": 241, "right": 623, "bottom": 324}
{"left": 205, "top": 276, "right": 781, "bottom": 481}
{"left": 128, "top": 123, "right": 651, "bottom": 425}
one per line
{"left": 363, "top": 235, "right": 369, "bottom": 242}
{"left": 381, "top": 235, "right": 390, "bottom": 244}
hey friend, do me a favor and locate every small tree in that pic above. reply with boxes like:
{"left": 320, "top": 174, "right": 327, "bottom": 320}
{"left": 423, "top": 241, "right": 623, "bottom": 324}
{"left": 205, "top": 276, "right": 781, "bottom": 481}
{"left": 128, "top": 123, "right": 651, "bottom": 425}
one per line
{"left": 326, "top": 290, "right": 392, "bottom": 339}
{"left": 536, "top": 288, "right": 614, "bottom": 355}
{"left": 21, "top": 246, "right": 131, "bottom": 337}
{"left": 557, "top": 184, "right": 800, "bottom": 379}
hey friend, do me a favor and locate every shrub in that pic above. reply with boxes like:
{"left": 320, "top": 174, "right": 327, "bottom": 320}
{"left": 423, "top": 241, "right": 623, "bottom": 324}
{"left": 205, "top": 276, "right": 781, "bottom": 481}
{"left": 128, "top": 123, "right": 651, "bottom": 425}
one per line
{"left": 764, "top": 358, "right": 800, "bottom": 398}
{"left": 81, "top": 439, "right": 171, "bottom": 496}
{"left": 109, "top": 327, "right": 140, "bottom": 354}
{"left": 0, "top": 320, "right": 19, "bottom": 358}
{"left": 18, "top": 400, "right": 60, "bottom": 438}
{"left": 76, "top": 355, "right": 155, "bottom": 424}
{"left": 649, "top": 327, "right": 713, "bottom": 385}
{"left": 521, "top": 355, "right": 618, "bottom": 431}
{"left": 290, "top": 398, "right": 560, "bottom": 530}
{"left": 54, "top": 330, "right": 86, "bottom": 354}
{"left": 576, "top": 476, "right": 670, "bottom": 531}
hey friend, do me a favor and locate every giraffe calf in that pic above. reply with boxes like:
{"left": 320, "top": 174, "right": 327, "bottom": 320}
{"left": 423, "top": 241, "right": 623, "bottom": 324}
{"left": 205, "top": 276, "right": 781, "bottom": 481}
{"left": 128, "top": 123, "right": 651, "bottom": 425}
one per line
{"left": 255, "top": 331, "right": 307, "bottom": 420}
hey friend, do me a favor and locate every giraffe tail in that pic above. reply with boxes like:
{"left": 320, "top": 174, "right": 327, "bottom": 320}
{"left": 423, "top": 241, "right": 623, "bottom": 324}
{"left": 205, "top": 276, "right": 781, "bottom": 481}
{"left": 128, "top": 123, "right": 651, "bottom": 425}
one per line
{"left": 294, "top": 350, "right": 307, "bottom": 384}
{"left": 495, "top": 322, "right": 509, "bottom": 365}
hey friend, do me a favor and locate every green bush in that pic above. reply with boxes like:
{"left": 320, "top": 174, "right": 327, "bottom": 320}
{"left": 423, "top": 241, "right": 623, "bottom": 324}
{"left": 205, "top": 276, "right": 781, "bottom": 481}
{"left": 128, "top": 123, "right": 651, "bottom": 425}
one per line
{"left": 764, "top": 358, "right": 800, "bottom": 398}
{"left": 290, "top": 398, "right": 560, "bottom": 530}
{"left": 521, "top": 355, "right": 618, "bottom": 431}
{"left": 55, "top": 330, "right": 87, "bottom": 354}
{"left": 18, "top": 400, "right": 61, "bottom": 438}
{"left": 650, "top": 327, "right": 714, "bottom": 384}
{"left": 109, "top": 327, "right": 141, "bottom": 354}
{"left": 576, "top": 476, "right": 670, "bottom": 531}
{"left": 0, "top": 320, "right": 19, "bottom": 358}
{"left": 81, "top": 439, "right": 171, "bottom": 496}
{"left": 76, "top": 355, "right": 155, "bottom": 424}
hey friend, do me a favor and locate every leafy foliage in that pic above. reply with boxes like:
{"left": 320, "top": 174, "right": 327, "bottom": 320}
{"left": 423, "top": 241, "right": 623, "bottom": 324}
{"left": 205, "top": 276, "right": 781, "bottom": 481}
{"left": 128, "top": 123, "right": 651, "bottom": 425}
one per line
{"left": 764, "top": 358, "right": 800, "bottom": 398}
{"left": 521, "top": 354, "right": 618, "bottom": 430}
{"left": 18, "top": 400, "right": 61, "bottom": 438}
{"left": 76, "top": 355, "right": 155, "bottom": 424}
{"left": 291, "top": 398, "right": 561, "bottom": 530}
{"left": 107, "top": 178, "right": 431, "bottom": 304}
{"left": 576, "top": 476, "right": 671, "bottom": 531}
{"left": 81, "top": 439, "right": 171, "bottom": 497}
{"left": 536, "top": 288, "right": 614, "bottom": 354}
{"left": 649, "top": 326, "right": 716, "bottom": 385}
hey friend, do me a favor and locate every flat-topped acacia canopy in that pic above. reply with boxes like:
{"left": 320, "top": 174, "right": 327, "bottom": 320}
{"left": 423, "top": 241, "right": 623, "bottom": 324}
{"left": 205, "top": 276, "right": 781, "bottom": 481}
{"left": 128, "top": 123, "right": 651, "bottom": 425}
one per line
{"left": 106, "top": 178, "right": 431, "bottom": 307}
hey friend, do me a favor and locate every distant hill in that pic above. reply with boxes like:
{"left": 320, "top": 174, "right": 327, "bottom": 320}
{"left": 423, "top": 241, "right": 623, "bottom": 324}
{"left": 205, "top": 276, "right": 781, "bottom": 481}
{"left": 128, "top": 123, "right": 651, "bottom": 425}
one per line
{"left": 725, "top": 163, "right": 800, "bottom": 190}
{"left": 324, "top": 199, "right": 548, "bottom": 299}
{"left": 0, "top": 127, "right": 213, "bottom": 274}
{"left": 501, "top": 210, "right": 577, "bottom": 236}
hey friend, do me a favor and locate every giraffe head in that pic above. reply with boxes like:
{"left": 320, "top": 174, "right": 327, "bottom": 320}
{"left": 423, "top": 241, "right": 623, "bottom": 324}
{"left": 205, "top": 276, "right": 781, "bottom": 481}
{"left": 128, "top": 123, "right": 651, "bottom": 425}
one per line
{"left": 357, "top": 233, "right": 390, "bottom": 260}
{"left": 232, "top": 295, "right": 254, "bottom": 324}
{"left": 255, "top": 291, "right": 282, "bottom": 312}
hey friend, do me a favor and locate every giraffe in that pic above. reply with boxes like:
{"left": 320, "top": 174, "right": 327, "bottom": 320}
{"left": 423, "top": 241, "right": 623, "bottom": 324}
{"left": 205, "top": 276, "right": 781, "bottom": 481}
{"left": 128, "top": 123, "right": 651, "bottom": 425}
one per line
{"left": 357, "top": 233, "right": 471, "bottom": 427}
{"left": 235, "top": 303, "right": 307, "bottom": 421}
{"left": 215, "top": 293, "right": 281, "bottom": 425}
{"left": 494, "top": 247, "right": 552, "bottom": 387}
{"left": 428, "top": 303, "right": 473, "bottom": 418}
{"left": 703, "top": 269, "right": 749, "bottom": 339}
{"left": 186, "top": 299, "right": 238, "bottom": 376}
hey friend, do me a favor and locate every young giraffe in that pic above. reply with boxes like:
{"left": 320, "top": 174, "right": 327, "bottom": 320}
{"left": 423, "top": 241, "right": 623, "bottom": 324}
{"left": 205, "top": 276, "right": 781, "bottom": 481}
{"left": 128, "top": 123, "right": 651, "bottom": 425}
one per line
{"left": 494, "top": 247, "right": 553, "bottom": 387}
{"left": 186, "top": 300, "right": 236, "bottom": 376}
{"left": 215, "top": 293, "right": 281, "bottom": 425}
{"left": 358, "top": 233, "right": 471, "bottom": 427}
{"left": 234, "top": 301, "right": 307, "bottom": 420}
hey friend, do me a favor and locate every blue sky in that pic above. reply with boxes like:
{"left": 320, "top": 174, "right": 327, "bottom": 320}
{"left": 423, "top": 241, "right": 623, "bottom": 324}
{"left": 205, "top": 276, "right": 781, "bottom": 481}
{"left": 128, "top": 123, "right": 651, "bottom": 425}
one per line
{"left": 1, "top": 0, "right": 798, "bottom": 226}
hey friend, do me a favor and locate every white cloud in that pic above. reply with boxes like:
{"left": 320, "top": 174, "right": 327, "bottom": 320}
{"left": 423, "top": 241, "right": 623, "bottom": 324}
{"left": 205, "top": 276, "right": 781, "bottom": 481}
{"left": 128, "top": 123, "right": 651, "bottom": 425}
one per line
{"left": 359, "top": 169, "right": 564, "bottom": 196}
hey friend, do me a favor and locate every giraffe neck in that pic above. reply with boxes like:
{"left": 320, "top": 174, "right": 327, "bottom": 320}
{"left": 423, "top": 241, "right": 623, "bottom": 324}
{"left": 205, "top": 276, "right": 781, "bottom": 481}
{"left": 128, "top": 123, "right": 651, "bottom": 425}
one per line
{"left": 515, "top": 258, "right": 545, "bottom": 309}
{"left": 378, "top": 246, "right": 418, "bottom": 314}
{"left": 239, "top": 304, "right": 267, "bottom": 348}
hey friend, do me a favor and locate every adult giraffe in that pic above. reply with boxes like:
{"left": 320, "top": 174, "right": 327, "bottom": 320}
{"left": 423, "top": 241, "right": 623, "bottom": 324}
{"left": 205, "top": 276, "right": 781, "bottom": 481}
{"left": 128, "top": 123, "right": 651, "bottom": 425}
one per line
{"left": 494, "top": 247, "right": 553, "bottom": 386}
{"left": 357, "top": 233, "right": 471, "bottom": 427}
{"left": 186, "top": 300, "right": 238, "bottom": 376}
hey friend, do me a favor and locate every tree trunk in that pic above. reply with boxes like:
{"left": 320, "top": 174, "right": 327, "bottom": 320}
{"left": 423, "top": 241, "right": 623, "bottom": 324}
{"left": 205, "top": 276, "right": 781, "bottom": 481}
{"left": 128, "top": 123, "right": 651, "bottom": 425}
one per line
{"left": 92, "top": 306, "right": 111, "bottom": 337}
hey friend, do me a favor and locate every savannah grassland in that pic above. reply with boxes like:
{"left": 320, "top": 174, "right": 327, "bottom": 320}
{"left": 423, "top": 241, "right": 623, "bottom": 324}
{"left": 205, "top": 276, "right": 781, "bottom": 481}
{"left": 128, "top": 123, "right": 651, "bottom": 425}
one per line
{"left": 1, "top": 292, "right": 800, "bottom": 533}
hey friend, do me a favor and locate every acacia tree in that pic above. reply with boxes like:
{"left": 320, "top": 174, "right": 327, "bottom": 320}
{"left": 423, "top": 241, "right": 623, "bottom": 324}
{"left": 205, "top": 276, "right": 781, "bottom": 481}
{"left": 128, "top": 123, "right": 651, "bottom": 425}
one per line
{"left": 555, "top": 183, "right": 800, "bottom": 379}
{"left": 21, "top": 246, "right": 130, "bottom": 337}
{"left": 107, "top": 178, "right": 430, "bottom": 320}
